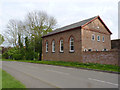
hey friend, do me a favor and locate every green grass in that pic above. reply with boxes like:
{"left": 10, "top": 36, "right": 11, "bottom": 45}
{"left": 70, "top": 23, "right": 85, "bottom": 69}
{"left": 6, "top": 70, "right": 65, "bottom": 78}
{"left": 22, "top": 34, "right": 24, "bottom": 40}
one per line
{"left": 2, "top": 69, "right": 26, "bottom": 88}
{"left": 2, "top": 59, "right": 120, "bottom": 73}
{"left": 0, "top": 69, "right": 2, "bottom": 89}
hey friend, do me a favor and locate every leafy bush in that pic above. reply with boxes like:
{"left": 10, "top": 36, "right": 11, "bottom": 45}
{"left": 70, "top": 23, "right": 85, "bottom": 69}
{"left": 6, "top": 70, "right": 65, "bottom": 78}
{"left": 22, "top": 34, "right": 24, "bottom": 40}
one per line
{"left": 25, "top": 51, "right": 38, "bottom": 60}
{"left": 7, "top": 48, "right": 19, "bottom": 59}
{"left": 2, "top": 51, "right": 9, "bottom": 59}
{"left": 3, "top": 47, "right": 21, "bottom": 60}
{"left": 3, "top": 47, "right": 39, "bottom": 60}
{"left": 13, "top": 54, "right": 23, "bottom": 60}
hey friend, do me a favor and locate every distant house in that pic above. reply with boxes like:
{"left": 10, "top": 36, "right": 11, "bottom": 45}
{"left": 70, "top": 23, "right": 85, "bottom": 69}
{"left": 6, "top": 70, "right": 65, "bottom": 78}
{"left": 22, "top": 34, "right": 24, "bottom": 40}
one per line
{"left": 111, "top": 39, "right": 120, "bottom": 50}
{"left": 42, "top": 16, "right": 112, "bottom": 62}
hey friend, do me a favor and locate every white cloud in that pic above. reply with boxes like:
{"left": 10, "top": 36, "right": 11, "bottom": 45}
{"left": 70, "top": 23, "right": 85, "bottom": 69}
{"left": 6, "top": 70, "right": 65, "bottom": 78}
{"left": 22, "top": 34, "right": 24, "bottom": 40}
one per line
{"left": 0, "top": 0, "right": 119, "bottom": 39}
{"left": 118, "top": 1, "right": 120, "bottom": 39}
{"left": 1, "top": 0, "right": 50, "bottom": 3}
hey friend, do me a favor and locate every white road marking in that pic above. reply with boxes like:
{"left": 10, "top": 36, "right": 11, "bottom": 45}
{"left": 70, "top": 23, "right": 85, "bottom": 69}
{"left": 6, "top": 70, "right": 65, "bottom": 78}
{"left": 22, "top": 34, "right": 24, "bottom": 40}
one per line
{"left": 88, "top": 78, "right": 118, "bottom": 86}
{"left": 46, "top": 69, "right": 70, "bottom": 75}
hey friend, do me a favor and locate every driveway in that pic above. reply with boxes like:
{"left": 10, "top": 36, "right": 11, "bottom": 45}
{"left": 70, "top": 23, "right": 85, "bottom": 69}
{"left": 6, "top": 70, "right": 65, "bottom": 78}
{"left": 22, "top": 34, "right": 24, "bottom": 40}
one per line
{"left": 2, "top": 61, "right": 119, "bottom": 88}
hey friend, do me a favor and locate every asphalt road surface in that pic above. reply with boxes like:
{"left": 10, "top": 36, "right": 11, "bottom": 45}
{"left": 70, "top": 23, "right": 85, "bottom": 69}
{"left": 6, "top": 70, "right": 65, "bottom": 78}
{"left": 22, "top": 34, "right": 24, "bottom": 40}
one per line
{"left": 2, "top": 61, "right": 119, "bottom": 88}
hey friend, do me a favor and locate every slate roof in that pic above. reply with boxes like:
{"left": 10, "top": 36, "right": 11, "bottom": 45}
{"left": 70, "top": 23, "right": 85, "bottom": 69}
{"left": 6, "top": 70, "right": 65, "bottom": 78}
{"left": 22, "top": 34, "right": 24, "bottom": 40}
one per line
{"left": 42, "top": 16, "right": 111, "bottom": 38}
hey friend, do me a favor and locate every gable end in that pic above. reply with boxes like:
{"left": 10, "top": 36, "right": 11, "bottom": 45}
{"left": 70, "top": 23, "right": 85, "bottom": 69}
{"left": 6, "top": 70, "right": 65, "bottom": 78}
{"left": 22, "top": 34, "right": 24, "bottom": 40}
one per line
{"left": 81, "top": 16, "right": 112, "bottom": 34}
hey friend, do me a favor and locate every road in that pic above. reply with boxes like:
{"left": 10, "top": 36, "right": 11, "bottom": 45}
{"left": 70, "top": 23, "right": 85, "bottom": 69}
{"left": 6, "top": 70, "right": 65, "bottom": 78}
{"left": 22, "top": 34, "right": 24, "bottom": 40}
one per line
{"left": 2, "top": 61, "right": 119, "bottom": 88}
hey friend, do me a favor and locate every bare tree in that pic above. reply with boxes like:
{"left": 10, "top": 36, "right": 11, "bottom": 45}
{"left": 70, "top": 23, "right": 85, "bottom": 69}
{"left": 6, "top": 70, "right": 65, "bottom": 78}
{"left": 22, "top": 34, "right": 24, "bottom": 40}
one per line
{"left": 3, "top": 20, "right": 25, "bottom": 46}
{"left": 25, "top": 11, "right": 57, "bottom": 37}
{"left": 3, "top": 11, "right": 57, "bottom": 60}
{"left": 24, "top": 11, "right": 57, "bottom": 60}
{"left": 4, "top": 11, "right": 57, "bottom": 47}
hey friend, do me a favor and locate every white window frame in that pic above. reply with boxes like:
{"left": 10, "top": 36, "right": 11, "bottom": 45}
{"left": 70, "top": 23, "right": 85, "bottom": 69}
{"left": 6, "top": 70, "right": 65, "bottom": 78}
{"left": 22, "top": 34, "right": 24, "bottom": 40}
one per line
{"left": 103, "top": 36, "right": 105, "bottom": 42}
{"left": 46, "top": 41, "right": 48, "bottom": 52}
{"left": 84, "top": 48, "right": 87, "bottom": 52}
{"left": 91, "top": 34, "right": 95, "bottom": 41}
{"left": 96, "top": 49, "right": 98, "bottom": 51}
{"left": 102, "top": 48, "right": 108, "bottom": 51}
{"left": 52, "top": 40, "right": 55, "bottom": 52}
{"left": 60, "top": 40, "right": 64, "bottom": 52}
{"left": 97, "top": 35, "right": 100, "bottom": 41}
{"left": 70, "top": 37, "right": 74, "bottom": 52}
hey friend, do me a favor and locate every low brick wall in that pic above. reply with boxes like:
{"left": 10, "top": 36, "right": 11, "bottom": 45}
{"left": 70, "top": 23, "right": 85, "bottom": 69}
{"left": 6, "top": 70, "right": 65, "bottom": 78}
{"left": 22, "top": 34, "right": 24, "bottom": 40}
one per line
{"left": 82, "top": 51, "right": 119, "bottom": 65}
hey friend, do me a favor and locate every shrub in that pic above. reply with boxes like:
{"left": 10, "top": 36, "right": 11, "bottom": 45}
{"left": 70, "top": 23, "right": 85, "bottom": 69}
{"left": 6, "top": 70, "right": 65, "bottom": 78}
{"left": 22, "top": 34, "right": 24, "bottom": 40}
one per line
{"left": 13, "top": 54, "right": 23, "bottom": 60}
{"left": 7, "top": 48, "right": 19, "bottom": 59}
{"left": 2, "top": 51, "right": 9, "bottom": 59}
{"left": 3, "top": 47, "right": 39, "bottom": 60}
{"left": 3, "top": 47, "right": 20, "bottom": 59}
{"left": 25, "top": 51, "right": 38, "bottom": 60}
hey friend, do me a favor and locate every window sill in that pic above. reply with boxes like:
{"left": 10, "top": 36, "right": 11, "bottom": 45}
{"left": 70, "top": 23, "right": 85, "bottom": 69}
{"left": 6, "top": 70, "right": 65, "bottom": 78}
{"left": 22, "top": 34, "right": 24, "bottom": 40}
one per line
{"left": 69, "top": 50, "right": 75, "bottom": 53}
{"left": 59, "top": 51, "right": 64, "bottom": 53}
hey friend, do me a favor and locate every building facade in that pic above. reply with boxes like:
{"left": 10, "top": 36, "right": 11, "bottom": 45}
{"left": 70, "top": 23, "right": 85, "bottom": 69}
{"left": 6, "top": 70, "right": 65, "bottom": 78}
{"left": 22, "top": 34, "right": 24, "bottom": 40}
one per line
{"left": 42, "top": 16, "right": 112, "bottom": 62}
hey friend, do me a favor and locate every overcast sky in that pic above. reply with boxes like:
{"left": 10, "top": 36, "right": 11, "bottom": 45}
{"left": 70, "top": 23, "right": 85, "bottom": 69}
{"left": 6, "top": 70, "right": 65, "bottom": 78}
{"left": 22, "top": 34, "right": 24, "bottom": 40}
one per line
{"left": 0, "top": 0, "right": 119, "bottom": 40}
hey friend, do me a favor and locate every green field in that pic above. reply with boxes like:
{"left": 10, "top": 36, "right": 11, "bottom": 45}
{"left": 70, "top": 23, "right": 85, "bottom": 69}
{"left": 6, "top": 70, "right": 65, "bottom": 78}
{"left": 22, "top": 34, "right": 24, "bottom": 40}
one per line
{"left": 3, "top": 59, "right": 120, "bottom": 73}
{"left": 2, "top": 70, "right": 25, "bottom": 88}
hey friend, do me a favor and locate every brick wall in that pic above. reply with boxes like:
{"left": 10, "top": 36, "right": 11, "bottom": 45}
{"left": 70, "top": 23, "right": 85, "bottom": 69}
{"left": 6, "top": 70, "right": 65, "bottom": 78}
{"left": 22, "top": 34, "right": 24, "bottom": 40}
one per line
{"left": 81, "top": 18, "right": 111, "bottom": 51}
{"left": 42, "top": 28, "right": 82, "bottom": 62}
{"left": 82, "top": 51, "right": 119, "bottom": 65}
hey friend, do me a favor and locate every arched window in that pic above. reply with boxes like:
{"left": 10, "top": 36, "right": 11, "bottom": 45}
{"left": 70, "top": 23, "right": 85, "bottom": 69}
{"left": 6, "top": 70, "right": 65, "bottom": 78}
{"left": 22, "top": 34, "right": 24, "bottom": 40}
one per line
{"left": 60, "top": 39, "right": 63, "bottom": 52}
{"left": 46, "top": 41, "right": 48, "bottom": 52}
{"left": 70, "top": 37, "right": 74, "bottom": 52}
{"left": 52, "top": 40, "right": 55, "bottom": 52}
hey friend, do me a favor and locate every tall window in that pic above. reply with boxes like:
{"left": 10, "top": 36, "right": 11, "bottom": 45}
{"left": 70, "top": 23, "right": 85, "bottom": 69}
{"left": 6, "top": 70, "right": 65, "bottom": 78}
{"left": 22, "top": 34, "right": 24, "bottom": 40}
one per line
{"left": 91, "top": 34, "right": 95, "bottom": 41}
{"left": 60, "top": 40, "right": 63, "bottom": 52}
{"left": 103, "top": 36, "right": 104, "bottom": 42}
{"left": 46, "top": 41, "right": 48, "bottom": 52}
{"left": 52, "top": 40, "right": 55, "bottom": 52}
{"left": 97, "top": 35, "right": 100, "bottom": 41}
{"left": 70, "top": 37, "right": 74, "bottom": 52}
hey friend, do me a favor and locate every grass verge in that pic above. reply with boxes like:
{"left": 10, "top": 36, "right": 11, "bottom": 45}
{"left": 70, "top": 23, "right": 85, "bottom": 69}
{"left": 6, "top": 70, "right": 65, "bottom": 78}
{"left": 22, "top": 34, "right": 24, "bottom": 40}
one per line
{"left": 0, "top": 69, "right": 2, "bottom": 89}
{"left": 2, "top": 69, "right": 26, "bottom": 88}
{"left": 2, "top": 59, "right": 120, "bottom": 73}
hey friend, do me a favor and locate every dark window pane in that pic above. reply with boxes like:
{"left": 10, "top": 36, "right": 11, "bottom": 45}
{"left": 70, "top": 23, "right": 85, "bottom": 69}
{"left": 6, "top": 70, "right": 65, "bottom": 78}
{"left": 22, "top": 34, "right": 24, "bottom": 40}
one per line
{"left": 71, "top": 46, "right": 74, "bottom": 50}
{"left": 88, "top": 49, "right": 92, "bottom": 51}
{"left": 61, "top": 46, "right": 63, "bottom": 50}
{"left": 71, "top": 42, "right": 74, "bottom": 45}
{"left": 104, "top": 48, "right": 106, "bottom": 51}
{"left": 92, "top": 35, "right": 95, "bottom": 40}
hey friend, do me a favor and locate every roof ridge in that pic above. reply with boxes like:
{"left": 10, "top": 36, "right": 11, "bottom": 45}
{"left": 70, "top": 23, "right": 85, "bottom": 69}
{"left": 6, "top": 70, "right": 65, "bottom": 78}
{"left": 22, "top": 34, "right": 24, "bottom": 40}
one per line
{"left": 54, "top": 16, "right": 98, "bottom": 31}
{"left": 42, "top": 16, "right": 98, "bottom": 37}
